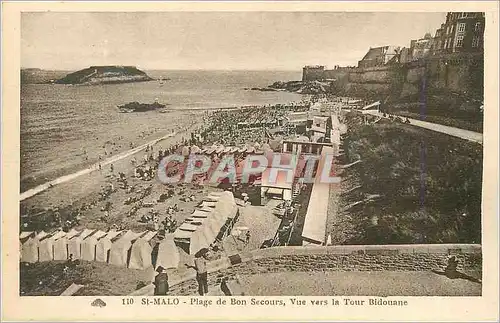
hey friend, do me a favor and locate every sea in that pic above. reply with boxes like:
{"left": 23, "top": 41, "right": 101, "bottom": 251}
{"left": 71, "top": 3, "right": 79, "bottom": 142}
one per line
{"left": 20, "top": 70, "right": 303, "bottom": 192}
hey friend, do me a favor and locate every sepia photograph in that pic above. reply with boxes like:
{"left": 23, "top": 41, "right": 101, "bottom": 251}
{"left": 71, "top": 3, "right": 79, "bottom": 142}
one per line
{"left": 2, "top": 1, "right": 499, "bottom": 322}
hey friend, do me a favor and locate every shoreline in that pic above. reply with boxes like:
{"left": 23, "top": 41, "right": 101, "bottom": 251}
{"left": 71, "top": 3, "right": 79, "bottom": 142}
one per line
{"left": 20, "top": 120, "right": 201, "bottom": 201}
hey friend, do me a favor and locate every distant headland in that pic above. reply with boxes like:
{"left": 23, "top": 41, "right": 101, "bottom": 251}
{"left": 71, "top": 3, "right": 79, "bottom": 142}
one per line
{"left": 54, "top": 66, "right": 153, "bottom": 85}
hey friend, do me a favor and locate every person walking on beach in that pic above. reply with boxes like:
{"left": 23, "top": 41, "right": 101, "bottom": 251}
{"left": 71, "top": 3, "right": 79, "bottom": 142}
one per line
{"left": 244, "top": 230, "right": 251, "bottom": 245}
{"left": 153, "top": 266, "right": 169, "bottom": 295}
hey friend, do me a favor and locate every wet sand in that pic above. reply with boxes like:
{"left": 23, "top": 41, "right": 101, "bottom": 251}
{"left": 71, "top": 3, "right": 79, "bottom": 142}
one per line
{"left": 20, "top": 116, "right": 206, "bottom": 215}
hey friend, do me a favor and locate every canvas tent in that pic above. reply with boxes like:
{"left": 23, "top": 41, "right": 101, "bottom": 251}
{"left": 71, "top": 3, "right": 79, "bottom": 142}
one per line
{"left": 109, "top": 231, "right": 145, "bottom": 267}
{"left": 81, "top": 230, "right": 107, "bottom": 261}
{"left": 95, "top": 230, "right": 122, "bottom": 263}
{"left": 128, "top": 231, "right": 157, "bottom": 270}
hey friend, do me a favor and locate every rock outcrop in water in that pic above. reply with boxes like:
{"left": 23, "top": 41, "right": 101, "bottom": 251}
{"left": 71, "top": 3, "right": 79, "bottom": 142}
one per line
{"left": 55, "top": 66, "right": 152, "bottom": 85}
{"left": 252, "top": 80, "right": 332, "bottom": 94}
{"left": 118, "top": 101, "right": 167, "bottom": 113}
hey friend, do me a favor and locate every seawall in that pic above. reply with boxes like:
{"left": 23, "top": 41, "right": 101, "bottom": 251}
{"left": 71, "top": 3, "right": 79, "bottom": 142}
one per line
{"left": 309, "top": 53, "right": 483, "bottom": 100}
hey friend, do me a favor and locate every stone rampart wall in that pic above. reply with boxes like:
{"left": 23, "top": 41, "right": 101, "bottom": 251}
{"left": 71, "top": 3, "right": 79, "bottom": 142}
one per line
{"left": 165, "top": 244, "right": 481, "bottom": 296}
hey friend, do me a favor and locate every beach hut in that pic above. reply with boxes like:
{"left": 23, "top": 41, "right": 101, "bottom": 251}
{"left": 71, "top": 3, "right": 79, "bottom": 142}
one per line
{"left": 53, "top": 228, "right": 80, "bottom": 261}
{"left": 81, "top": 230, "right": 107, "bottom": 261}
{"left": 128, "top": 231, "right": 157, "bottom": 270}
{"left": 155, "top": 234, "right": 180, "bottom": 269}
{"left": 95, "top": 230, "right": 122, "bottom": 263}
{"left": 67, "top": 229, "right": 96, "bottom": 260}
{"left": 191, "top": 210, "right": 210, "bottom": 219}
{"left": 198, "top": 200, "right": 216, "bottom": 208}
{"left": 109, "top": 231, "right": 145, "bottom": 267}
{"left": 20, "top": 231, "right": 48, "bottom": 263}
{"left": 38, "top": 231, "right": 67, "bottom": 262}
{"left": 174, "top": 191, "right": 238, "bottom": 255}
{"left": 20, "top": 231, "right": 36, "bottom": 263}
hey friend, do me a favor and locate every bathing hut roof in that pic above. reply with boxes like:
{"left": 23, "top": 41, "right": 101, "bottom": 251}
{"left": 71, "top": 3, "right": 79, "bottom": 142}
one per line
{"left": 141, "top": 231, "right": 158, "bottom": 242}
{"left": 19, "top": 231, "right": 35, "bottom": 240}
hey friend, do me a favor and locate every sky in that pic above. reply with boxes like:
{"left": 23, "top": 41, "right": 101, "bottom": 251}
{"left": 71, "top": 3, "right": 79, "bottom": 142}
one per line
{"left": 21, "top": 12, "right": 447, "bottom": 71}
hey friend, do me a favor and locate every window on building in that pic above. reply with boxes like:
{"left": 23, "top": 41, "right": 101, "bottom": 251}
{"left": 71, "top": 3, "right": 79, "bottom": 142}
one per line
{"left": 475, "top": 22, "right": 481, "bottom": 31}
{"left": 472, "top": 36, "right": 480, "bottom": 48}
{"left": 456, "top": 35, "right": 464, "bottom": 47}
{"left": 458, "top": 23, "right": 466, "bottom": 33}
{"left": 444, "top": 39, "right": 448, "bottom": 49}
{"left": 460, "top": 13, "right": 468, "bottom": 18}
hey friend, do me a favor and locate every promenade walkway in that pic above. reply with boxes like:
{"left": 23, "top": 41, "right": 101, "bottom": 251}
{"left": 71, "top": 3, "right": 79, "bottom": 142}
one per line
{"left": 362, "top": 110, "right": 483, "bottom": 145}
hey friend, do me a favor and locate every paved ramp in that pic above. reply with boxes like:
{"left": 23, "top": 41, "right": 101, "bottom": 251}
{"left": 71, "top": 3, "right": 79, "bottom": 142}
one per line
{"left": 362, "top": 110, "right": 483, "bottom": 145}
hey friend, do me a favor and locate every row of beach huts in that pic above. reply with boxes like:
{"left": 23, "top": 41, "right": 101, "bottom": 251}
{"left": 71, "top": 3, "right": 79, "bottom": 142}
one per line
{"left": 20, "top": 228, "right": 179, "bottom": 270}
{"left": 20, "top": 191, "right": 239, "bottom": 270}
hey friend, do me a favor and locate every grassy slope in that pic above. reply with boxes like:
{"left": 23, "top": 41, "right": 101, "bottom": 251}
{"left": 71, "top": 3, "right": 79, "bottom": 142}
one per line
{"left": 337, "top": 111, "right": 482, "bottom": 244}
{"left": 20, "top": 260, "right": 152, "bottom": 296}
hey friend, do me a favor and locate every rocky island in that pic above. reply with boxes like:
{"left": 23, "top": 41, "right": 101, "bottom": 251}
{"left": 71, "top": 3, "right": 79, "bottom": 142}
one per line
{"left": 54, "top": 65, "right": 153, "bottom": 85}
{"left": 117, "top": 101, "right": 167, "bottom": 113}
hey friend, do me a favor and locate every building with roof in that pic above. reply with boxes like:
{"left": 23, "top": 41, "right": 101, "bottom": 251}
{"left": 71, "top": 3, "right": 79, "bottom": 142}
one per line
{"left": 357, "top": 46, "right": 401, "bottom": 68}
{"left": 432, "top": 12, "right": 485, "bottom": 55}
{"left": 409, "top": 33, "right": 435, "bottom": 61}
{"left": 301, "top": 147, "right": 334, "bottom": 246}
{"left": 260, "top": 168, "right": 294, "bottom": 204}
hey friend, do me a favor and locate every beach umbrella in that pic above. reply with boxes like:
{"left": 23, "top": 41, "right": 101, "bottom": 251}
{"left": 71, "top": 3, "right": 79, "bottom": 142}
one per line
{"left": 182, "top": 146, "right": 190, "bottom": 156}
{"left": 191, "top": 145, "right": 201, "bottom": 154}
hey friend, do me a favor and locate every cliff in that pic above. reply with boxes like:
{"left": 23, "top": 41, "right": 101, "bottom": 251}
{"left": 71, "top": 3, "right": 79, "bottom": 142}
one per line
{"left": 55, "top": 66, "right": 152, "bottom": 85}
